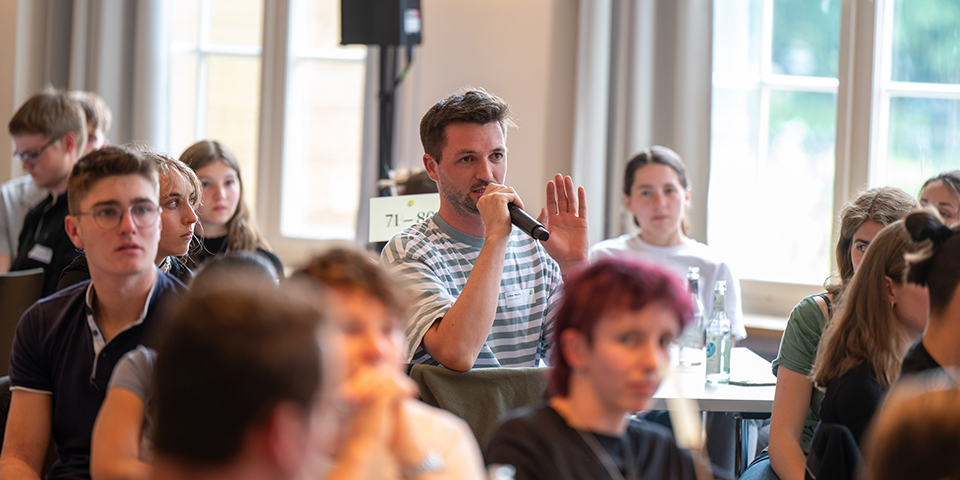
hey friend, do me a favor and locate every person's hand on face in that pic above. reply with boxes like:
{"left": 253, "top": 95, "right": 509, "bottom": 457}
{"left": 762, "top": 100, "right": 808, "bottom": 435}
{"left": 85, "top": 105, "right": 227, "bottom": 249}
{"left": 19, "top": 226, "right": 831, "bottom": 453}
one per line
{"left": 337, "top": 365, "right": 417, "bottom": 450}
{"left": 476, "top": 183, "right": 522, "bottom": 241}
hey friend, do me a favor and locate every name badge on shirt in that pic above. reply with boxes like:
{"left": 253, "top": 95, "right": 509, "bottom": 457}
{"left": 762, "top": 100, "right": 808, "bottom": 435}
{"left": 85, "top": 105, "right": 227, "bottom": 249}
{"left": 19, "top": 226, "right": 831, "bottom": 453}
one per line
{"left": 27, "top": 244, "right": 53, "bottom": 264}
{"left": 505, "top": 288, "right": 534, "bottom": 309}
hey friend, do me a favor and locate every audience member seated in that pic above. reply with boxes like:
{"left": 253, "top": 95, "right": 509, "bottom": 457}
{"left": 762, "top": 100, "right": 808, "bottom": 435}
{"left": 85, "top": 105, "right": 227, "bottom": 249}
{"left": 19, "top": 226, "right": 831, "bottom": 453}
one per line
{"left": 590, "top": 145, "right": 745, "bottom": 340}
{"left": 380, "top": 89, "right": 588, "bottom": 371}
{"left": 6, "top": 89, "right": 88, "bottom": 296}
{"left": 918, "top": 171, "right": 960, "bottom": 228}
{"left": 148, "top": 282, "right": 330, "bottom": 480}
{"left": 859, "top": 371, "right": 960, "bottom": 480}
{"left": 178, "top": 140, "right": 283, "bottom": 275}
{"left": 899, "top": 209, "right": 960, "bottom": 377}
{"left": 809, "top": 219, "right": 928, "bottom": 448}
{"left": 295, "top": 247, "right": 485, "bottom": 480}
{"left": 0, "top": 146, "right": 186, "bottom": 480}
{"left": 90, "top": 252, "right": 279, "bottom": 480}
{"left": 0, "top": 90, "right": 110, "bottom": 274}
{"left": 485, "top": 257, "right": 715, "bottom": 480}
{"left": 58, "top": 150, "right": 200, "bottom": 289}
{"left": 741, "top": 187, "right": 917, "bottom": 480}
{"left": 66, "top": 90, "right": 112, "bottom": 157}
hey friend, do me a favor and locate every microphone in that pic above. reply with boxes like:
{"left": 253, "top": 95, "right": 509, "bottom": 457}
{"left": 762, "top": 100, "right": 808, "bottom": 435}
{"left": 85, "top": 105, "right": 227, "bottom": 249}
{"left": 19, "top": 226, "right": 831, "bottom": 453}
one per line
{"left": 508, "top": 203, "right": 549, "bottom": 242}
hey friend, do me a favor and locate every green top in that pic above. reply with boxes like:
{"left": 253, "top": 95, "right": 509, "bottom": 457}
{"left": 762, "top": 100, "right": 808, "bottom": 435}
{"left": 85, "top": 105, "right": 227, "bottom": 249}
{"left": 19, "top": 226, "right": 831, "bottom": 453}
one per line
{"left": 771, "top": 294, "right": 830, "bottom": 454}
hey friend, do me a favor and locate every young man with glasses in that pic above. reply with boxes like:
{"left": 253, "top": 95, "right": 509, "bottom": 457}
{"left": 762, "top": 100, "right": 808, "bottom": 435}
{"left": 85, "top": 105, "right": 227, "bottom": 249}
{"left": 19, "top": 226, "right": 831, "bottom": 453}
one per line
{"left": 0, "top": 145, "right": 186, "bottom": 480}
{"left": 3, "top": 90, "right": 87, "bottom": 294}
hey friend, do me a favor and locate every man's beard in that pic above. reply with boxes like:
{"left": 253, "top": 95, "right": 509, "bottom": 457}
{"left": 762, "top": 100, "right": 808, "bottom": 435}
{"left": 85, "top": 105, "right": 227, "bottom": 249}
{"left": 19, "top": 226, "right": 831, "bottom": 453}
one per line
{"left": 440, "top": 179, "right": 489, "bottom": 217}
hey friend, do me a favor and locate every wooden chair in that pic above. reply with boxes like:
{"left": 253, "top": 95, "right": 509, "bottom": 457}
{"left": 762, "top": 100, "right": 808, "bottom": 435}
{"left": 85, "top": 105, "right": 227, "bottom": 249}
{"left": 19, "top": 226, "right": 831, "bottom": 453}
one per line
{"left": 0, "top": 268, "right": 44, "bottom": 376}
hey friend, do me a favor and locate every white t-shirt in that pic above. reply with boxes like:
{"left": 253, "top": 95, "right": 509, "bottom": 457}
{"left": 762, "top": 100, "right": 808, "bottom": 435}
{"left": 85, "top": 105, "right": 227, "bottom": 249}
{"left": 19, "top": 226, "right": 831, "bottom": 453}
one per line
{"left": 589, "top": 234, "right": 746, "bottom": 339}
{"left": 0, "top": 175, "right": 46, "bottom": 258}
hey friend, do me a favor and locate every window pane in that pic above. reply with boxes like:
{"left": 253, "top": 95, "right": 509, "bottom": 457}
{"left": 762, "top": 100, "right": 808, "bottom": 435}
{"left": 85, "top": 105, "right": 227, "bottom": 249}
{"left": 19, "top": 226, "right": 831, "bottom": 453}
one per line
{"left": 710, "top": 0, "right": 839, "bottom": 285}
{"left": 891, "top": 0, "right": 960, "bottom": 84}
{"left": 281, "top": 0, "right": 366, "bottom": 240}
{"left": 885, "top": 97, "right": 960, "bottom": 194}
{"left": 170, "top": 0, "right": 200, "bottom": 44}
{"left": 208, "top": 0, "right": 263, "bottom": 47}
{"left": 204, "top": 55, "right": 262, "bottom": 205}
{"left": 168, "top": 52, "right": 199, "bottom": 155}
{"left": 771, "top": 0, "right": 841, "bottom": 77}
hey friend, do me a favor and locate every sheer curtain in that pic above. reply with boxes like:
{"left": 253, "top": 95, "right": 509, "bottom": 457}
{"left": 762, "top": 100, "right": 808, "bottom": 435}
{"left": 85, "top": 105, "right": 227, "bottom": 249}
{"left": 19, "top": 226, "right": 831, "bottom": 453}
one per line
{"left": 572, "top": 0, "right": 714, "bottom": 245}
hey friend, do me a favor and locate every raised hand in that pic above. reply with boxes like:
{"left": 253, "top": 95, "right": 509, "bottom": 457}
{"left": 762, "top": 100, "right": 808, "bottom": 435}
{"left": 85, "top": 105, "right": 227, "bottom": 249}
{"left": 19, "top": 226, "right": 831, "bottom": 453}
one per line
{"left": 537, "top": 174, "right": 588, "bottom": 272}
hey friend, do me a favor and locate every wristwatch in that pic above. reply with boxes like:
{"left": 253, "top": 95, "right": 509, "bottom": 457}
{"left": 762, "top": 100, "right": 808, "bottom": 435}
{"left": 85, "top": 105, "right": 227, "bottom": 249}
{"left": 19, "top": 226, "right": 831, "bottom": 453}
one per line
{"left": 403, "top": 449, "right": 444, "bottom": 478}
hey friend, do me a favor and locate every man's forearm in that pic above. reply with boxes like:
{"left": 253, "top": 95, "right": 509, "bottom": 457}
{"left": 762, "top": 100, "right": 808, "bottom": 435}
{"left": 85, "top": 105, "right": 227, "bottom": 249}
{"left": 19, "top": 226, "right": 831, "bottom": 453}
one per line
{"left": 421, "top": 236, "right": 509, "bottom": 371}
{"left": 0, "top": 456, "right": 44, "bottom": 480}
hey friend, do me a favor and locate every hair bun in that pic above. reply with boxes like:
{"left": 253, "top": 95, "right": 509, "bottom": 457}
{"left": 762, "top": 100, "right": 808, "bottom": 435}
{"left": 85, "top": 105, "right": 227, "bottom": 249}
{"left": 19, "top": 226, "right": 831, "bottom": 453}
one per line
{"left": 906, "top": 210, "right": 954, "bottom": 244}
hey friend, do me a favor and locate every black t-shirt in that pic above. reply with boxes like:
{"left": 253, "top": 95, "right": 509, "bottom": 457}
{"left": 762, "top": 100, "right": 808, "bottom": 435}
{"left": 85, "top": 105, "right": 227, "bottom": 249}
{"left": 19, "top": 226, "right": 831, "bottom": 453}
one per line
{"left": 190, "top": 235, "right": 284, "bottom": 276}
{"left": 10, "top": 192, "right": 79, "bottom": 297}
{"left": 818, "top": 362, "right": 885, "bottom": 447}
{"left": 485, "top": 403, "right": 703, "bottom": 480}
{"left": 900, "top": 339, "right": 942, "bottom": 377}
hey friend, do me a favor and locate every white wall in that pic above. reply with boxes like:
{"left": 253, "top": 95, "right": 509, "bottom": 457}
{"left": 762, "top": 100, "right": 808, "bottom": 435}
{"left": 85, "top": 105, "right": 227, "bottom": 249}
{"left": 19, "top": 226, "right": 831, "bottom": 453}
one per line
{"left": 393, "top": 0, "right": 580, "bottom": 216}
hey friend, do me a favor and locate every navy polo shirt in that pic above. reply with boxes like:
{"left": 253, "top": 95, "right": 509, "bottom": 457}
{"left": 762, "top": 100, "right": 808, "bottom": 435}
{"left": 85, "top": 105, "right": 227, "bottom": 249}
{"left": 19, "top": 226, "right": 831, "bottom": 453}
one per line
{"left": 9, "top": 270, "right": 185, "bottom": 480}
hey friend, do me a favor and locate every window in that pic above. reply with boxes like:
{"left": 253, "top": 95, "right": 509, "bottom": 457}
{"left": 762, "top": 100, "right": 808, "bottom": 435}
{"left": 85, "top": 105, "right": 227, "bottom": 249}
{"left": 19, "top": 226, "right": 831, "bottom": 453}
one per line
{"left": 873, "top": 0, "right": 960, "bottom": 192}
{"left": 166, "top": 0, "right": 367, "bottom": 251}
{"left": 709, "top": 0, "right": 841, "bottom": 286}
{"left": 281, "top": 0, "right": 366, "bottom": 240}
{"left": 168, "top": 0, "right": 264, "bottom": 203}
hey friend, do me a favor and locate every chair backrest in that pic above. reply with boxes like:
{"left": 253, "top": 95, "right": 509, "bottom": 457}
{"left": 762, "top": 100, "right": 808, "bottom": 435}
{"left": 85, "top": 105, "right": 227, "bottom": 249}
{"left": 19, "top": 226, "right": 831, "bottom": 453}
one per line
{"left": 409, "top": 365, "right": 550, "bottom": 448}
{"left": 805, "top": 422, "right": 861, "bottom": 480}
{"left": 0, "top": 268, "right": 45, "bottom": 375}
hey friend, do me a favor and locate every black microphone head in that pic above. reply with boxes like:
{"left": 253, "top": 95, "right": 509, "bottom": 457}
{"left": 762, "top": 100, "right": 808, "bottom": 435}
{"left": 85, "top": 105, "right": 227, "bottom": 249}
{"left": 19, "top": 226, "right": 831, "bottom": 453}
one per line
{"left": 533, "top": 226, "right": 549, "bottom": 242}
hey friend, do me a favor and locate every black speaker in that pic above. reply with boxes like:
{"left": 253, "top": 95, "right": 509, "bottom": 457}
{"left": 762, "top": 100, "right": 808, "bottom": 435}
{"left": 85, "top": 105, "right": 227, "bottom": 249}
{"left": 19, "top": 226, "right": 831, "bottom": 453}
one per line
{"left": 341, "top": 0, "right": 422, "bottom": 46}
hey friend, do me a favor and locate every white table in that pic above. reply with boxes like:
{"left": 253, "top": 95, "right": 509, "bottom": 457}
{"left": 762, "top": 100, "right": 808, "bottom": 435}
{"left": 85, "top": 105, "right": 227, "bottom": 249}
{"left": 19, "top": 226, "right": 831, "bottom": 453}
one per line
{"left": 650, "top": 347, "right": 777, "bottom": 477}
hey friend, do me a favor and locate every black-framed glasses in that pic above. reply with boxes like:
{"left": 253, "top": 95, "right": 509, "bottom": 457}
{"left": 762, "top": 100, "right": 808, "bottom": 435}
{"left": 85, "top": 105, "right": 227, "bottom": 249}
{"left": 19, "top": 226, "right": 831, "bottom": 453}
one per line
{"left": 13, "top": 137, "right": 60, "bottom": 166}
{"left": 76, "top": 201, "right": 160, "bottom": 230}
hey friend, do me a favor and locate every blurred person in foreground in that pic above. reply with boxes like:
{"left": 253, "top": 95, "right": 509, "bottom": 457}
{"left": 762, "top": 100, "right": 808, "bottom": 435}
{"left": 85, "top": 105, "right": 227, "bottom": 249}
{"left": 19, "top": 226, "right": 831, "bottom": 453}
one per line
{"left": 295, "top": 247, "right": 485, "bottom": 480}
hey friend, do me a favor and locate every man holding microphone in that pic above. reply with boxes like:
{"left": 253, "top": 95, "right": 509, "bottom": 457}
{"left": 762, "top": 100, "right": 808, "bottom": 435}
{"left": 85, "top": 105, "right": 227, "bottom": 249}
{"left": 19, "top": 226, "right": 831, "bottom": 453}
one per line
{"left": 381, "top": 89, "right": 588, "bottom": 372}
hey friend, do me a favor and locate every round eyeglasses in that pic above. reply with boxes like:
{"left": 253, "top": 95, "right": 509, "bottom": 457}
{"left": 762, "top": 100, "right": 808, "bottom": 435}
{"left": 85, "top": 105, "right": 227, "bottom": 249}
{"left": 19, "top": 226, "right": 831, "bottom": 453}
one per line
{"left": 75, "top": 201, "right": 160, "bottom": 230}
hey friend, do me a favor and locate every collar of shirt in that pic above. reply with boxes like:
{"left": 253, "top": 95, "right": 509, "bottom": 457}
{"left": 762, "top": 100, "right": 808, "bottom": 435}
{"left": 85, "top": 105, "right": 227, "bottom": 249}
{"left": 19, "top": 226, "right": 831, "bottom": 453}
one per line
{"left": 83, "top": 274, "right": 159, "bottom": 379}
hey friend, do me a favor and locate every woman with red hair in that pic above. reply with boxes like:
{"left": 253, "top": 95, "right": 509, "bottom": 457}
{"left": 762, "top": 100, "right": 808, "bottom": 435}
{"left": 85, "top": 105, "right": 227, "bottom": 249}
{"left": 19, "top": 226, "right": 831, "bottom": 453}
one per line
{"left": 484, "top": 257, "right": 702, "bottom": 480}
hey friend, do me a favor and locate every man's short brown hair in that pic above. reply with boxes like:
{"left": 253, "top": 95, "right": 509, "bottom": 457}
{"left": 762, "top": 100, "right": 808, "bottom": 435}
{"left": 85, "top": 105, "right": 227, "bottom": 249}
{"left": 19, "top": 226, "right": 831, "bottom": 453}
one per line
{"left": 9, "top": 88, "right": 87, "bottom": 156}
{"left": 419, "top": 88, "right": 515, "bottom": 162}
{"left": 67, "top": 90, "right": 112, "bottom": 135}
{"left": 153, "top": 281, "right": 327, "bottom": 467}
{"left": 67, "top": 145, "right": 158, "bottom": 214}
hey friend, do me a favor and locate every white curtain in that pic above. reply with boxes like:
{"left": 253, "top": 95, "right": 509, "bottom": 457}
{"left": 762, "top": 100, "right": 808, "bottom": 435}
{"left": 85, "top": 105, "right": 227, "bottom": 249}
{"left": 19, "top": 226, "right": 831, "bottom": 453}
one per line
{"left": 572, "top": 0, "right": 714, "bottom": 245}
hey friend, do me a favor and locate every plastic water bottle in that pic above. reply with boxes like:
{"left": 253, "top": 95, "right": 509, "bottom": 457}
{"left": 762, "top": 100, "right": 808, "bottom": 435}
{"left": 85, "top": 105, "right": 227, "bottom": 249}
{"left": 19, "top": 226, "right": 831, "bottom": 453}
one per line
{"left": 705, "top": 280, "right": 731, "bottom": 384}
{"left": 678, "top": 267, "right": 705, "bottom": 366}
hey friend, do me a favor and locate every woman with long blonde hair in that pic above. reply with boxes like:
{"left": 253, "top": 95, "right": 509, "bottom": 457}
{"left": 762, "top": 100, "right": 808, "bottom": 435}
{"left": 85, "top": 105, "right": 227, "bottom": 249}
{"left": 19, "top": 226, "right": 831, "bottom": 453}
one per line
{"left": 810, "top": 219, "right": 928, "bottom": 447}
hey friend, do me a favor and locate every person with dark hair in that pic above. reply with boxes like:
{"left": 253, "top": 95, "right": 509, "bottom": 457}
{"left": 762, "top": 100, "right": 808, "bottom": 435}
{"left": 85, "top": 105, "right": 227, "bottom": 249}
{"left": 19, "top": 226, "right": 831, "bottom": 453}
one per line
{"left": 295, "top": 247, "right": 485, "bottom": 480}
{"left": 918, "top": 171, "right": 960, "bottom": 227}
{"left": 381, "top": 88, "right": 588, "bottom": 372}
{"left": 859, "top": 371, "right": 960, "bottom": 480}
{"left": 5, "top": 88, "right": 88, "bottom": 293}
{"left": 899, "top": 209, "right": 960, "bottom": 376}
{"left": 149, "top": 282, "right": 330, "bottom": 480}
{"left": 810, "top": 219, "right": 928, "bottom": 448}
{"left": 742, "top": 187, "right": 917, "bottom": 480}
{"left": 484, "top": 257, "right": 704, "bottom": 480}
{"left": 0, "top": 145, "right": 186, "bottom": 480}
{"left": 179, "top": 140, "right": 283, "bottom": 275}
{"left": 91, "top": 252, "right": 280, "bottom": 480}
{"left": 58, "top": 150, "right": 201, "bottom": 289}
{"left": 590, "top": 145, "right": 745, "bottom": 339}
